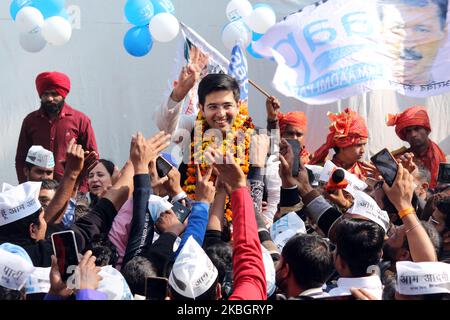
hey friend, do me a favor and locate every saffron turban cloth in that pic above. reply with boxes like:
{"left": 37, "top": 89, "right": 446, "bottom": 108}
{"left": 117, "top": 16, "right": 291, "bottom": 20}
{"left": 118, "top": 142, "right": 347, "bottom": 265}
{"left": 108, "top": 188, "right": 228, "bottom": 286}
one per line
{"left": 387, "top": 106, "right": 446, "bottom": 189}
{"left": 386, "top": 106, "right": 431, "bottom": 141}
{"left": 278, "top": 112, "right": 308, "bottom": 134}
{"left": 310, "top": 108, "right": 368, "bottom": 165}
{"left": 35, "top": 72, "right": 71, "bottom": 98}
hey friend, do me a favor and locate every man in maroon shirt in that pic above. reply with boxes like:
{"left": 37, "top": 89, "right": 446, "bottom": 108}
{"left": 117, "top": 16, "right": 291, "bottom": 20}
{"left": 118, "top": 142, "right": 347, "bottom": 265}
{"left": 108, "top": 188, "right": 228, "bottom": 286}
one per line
{"left": 15, "top": 72, "right": 98, "bottom": 192}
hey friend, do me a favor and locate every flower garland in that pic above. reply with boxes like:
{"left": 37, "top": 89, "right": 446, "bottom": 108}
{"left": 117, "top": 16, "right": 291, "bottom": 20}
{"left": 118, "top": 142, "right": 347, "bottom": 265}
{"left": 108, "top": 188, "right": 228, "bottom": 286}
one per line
{"left": 183, "top": 103, "right": 254, "bottom": 222}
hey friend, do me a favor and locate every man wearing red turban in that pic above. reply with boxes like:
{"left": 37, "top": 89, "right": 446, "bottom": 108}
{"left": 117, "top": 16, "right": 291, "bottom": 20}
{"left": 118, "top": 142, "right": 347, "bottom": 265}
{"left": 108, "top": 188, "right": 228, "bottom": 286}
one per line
{"left": 15, "top": 72, "right": 98, "bottom": 192}
{"left": 387, "top": 106, "right": 446, "bottom": 189}
{"left": 266, "top": 96, "right": 311, "bottom": 164}
{"left": 310, "top": 108, "right": 373, "bottom": 179}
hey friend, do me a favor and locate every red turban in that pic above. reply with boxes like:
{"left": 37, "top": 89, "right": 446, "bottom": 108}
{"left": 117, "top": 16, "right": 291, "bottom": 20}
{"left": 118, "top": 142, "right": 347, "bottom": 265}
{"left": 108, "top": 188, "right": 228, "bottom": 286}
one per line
{"left": 386, "top": 106, "right": 431, "bottom": 141}
{"left": 278, "top": 111, "right": 308, "bottom": 134}
{"left": 387, "top": 106, "right": 445, "bottom": 189}
{"left": 310, "top": 108, "right": 368, "bottom": 165}
{"left": 35, "top": 72, "right": 71, "bottom": 98}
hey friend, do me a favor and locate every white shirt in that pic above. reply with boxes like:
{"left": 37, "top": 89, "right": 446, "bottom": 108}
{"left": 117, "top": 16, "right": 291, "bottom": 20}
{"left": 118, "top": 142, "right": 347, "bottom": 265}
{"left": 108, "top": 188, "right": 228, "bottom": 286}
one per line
{"left": 328, "top": 275, "right": 383, "bottom": 300}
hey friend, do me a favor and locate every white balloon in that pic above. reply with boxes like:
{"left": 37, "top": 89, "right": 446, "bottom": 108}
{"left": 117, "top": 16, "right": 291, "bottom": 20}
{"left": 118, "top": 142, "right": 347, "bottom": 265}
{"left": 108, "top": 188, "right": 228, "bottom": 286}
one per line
{"left": 221, "top": 19, "right": 252, "bottom": 50}
{"left": 149, "top": 13, "right": 179, "bottom": 42}
{"left": 226, "top": 0, "right": 253, "bottom": 22}
{"left": 19, "top": 29, "right": 47, "bottom": 53}
{"left": 15, "top": 7, "right": 44, "bottom": 34}
{"left": 42, "top": 16, "right": 72, "bottom": 46}
{"left": 246, "top": 5, "right": 277, "bottom": 34}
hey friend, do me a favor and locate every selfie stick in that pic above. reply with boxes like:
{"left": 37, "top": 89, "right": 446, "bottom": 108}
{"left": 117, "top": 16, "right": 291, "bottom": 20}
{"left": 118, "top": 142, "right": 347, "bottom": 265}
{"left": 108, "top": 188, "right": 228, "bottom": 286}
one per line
{"left": 249, "top": 79, "right": 271, "bottom": 98}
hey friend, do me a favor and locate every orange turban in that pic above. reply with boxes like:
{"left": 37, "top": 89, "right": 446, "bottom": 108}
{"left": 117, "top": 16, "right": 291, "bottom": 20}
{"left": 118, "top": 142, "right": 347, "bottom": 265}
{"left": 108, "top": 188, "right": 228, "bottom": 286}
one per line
{"left": 310, "top": 108, "right": 368, "bottom": 165}
{"left": 387, "top": 106, "right": 445, "bottom": 189}
{"left": 36, "top": 72, "right": 71, "bottom": 98}
{"left": 278, "top": 111, "right": 308, "bottom": 134}
{"left": 386, "top": 106, "right": 431, "bottom": 141}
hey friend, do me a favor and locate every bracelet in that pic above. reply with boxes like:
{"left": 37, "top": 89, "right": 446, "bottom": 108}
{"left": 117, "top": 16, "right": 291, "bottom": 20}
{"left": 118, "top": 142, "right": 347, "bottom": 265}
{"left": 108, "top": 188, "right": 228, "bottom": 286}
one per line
{"left": 405, "top": 223, "right": 420, "bottom": 234}
{"left": 398, "top": 207, "right": 415, "bottom": 219}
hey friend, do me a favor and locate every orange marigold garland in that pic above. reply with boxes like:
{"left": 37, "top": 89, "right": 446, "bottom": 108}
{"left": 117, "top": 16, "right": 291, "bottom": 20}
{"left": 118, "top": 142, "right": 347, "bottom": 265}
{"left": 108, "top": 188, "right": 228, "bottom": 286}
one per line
{"left": 183, "top": 103, "right": 254, "bottom": 223}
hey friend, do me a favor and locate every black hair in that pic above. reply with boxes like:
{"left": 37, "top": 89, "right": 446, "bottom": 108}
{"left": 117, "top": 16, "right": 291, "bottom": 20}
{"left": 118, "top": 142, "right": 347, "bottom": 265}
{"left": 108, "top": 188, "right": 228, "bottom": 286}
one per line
{"left": 0, "top": 287, "right": 24, "bottom": 300}
{"left": 91, "top": 159, "right": 115, "bottom": 177}
{"left": 204, "top": 240, "right": 233, "bottom": 298}
{"left": 40, "top": 179, "right": 59, "bottom": 191}
{"left": 0, "top": 209, "right": 42, "bottom": 243}
{"left": 84, "top": 233, "right": 119, "bottom": 267}
{"left": 121, "top": 256, "right": 157, "bottom": 296}
{"left": 436, "top": 196, "right": 450, "bottom": 229}
{"left": 197, "top": 74, "right": 240, "bottom": 106}
{"left": 335, "top": 219, "right": 385, "bottom": 277}
{"left": 282, "top": 234, "right": 334, "bottom": 289}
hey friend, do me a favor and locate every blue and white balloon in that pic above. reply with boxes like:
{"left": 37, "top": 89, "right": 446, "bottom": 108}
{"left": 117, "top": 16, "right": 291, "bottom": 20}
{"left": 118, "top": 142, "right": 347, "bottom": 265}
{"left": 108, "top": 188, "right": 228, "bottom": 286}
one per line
{"left": 125, "top": 0, "right": 155, "bottom": 26}
{"left": 124, "top": 25, "right": 153, "bottom": 57}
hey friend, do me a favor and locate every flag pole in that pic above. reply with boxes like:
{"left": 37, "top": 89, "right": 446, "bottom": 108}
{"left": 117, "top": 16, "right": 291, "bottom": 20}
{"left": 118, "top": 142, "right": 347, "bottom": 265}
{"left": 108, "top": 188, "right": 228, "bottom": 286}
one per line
{"left": 248, "top": 79, "right": 271, "bottom": 98}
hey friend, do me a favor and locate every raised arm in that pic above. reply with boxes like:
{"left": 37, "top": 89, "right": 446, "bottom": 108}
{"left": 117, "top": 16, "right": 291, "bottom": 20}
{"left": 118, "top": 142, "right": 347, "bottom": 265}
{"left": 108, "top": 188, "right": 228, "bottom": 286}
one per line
{"left": 383, "top": 164, "right": 437, "bottom": 262}
{"left": 206, "top": 149, "right": 266, "bottom": 300}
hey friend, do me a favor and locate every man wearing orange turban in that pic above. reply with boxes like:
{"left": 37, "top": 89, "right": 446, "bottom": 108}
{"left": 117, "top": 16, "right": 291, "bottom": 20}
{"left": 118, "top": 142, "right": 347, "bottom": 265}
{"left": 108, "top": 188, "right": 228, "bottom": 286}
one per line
{"left": 387, "top": 106, "right": 446, "bottom": 189}
{"left": 310, "top": 108, "right": 373, "bottom": 179}
{"left": 15, "top": 72, "right": 98, "bottom": 192}
{"left": 266, "top": 96, "right": 311, "bottom": 164}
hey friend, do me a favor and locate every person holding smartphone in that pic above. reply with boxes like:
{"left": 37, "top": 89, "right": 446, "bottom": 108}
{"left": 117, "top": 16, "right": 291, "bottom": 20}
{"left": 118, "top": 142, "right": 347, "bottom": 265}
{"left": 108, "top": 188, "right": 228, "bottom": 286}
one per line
{"left": 265, "top": 96, "right": 311, "bottom": 165}
{"left": 387, "top": 106, "right": 446, "bottom": 189}
{"left": 309, "top": 108, "right": 376, "bottom": 180}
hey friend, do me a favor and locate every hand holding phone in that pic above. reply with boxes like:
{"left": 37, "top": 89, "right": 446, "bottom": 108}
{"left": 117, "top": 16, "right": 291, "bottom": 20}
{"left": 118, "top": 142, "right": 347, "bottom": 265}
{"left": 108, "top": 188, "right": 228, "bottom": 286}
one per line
{"left": 51, "top": 230, "right": 80, "bottom": 282}
{"left": 286, "top": 139, "right": 301, "bottom": 177}
{"left": 371, "top": 149, "right": 398, "bottom": 187}
{"left": 145, "top": 277, "right": 169, "bottom": 300}
{"left": 156, "top": 156, "right": 173, "bottom": 178}
{"left": 172, "top": 201, "right": 191, "bottom": 223}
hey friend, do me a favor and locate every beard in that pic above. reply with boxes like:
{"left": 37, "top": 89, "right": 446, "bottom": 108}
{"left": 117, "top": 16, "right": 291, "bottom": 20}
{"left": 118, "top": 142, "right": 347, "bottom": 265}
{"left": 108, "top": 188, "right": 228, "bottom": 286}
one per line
{"left": 41, "top": 99, "right": 65, "bottom": 116}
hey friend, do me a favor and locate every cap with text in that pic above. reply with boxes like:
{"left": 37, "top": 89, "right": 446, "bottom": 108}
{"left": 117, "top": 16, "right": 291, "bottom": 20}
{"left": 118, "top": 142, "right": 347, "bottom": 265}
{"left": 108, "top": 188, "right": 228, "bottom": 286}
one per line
{"left": 0, "top": 182, "right": 42, "bottom": 226}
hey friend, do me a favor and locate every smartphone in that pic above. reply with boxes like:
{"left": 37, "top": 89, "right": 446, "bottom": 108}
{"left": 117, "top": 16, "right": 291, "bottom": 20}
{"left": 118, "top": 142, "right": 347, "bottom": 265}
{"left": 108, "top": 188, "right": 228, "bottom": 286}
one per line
{"left": 51, "top": 230, "right": 80, "bottom": 282}
{"left": 286, "top": 139, "right": 301, "bottom": 177}
{"left": 370, "top": 148, "right": 398, "bottom": 187}
{"left": 437, "top": 163, "right": 450, "bottom": 184}
{"left": 172, "top": 201, "right": 191, "bottom": 223}
{"left": 156, "top": 156, "right": 173, "bottom": 178}
{"left": 145, "top": 276, "right": 169, "bottom": 300}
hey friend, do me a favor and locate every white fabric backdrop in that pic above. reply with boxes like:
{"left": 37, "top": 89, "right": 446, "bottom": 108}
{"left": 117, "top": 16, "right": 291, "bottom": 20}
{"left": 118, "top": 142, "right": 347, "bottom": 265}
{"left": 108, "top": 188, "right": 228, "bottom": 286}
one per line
{"left": 0, "top": 0, "right": 448, "bottom": 185}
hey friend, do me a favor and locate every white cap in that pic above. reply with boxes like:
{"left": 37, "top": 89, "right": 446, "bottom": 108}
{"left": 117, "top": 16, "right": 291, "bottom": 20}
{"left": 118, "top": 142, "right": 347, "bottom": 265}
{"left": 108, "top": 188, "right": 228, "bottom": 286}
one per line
{"left": 97, "top": 265, "right": 134, "bottom": 300}
{"left": 0, "top": 248, "right": 35, "bottom": 290}
{"left": 396, "top": 261, "right": 450, "bottom": 296}
{"left": 270, "top": 212, "right": 306, "bottom": 241}
{"left": 26, "top": 146, "right": 55, "bottom": 169}
{"left": 24, "top": 267, "right": 51, "bottom": 295}
{"left": 0, "top": 182, "right": 42, "bottom": 226}
{"left": 169, "top": 236, "right": 218, "bottom": 299}
{"left": 347, "top": 190, "right": 390, "bottom": 232}
{"left": 148, "top": 195, "right": 173, "bottom": 222}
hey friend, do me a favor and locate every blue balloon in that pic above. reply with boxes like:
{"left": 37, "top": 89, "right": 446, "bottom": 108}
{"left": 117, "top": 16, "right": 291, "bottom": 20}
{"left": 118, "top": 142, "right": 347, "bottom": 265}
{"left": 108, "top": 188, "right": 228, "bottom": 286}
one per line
{"left": 151, "top": 0, "right": 175, "bottom": 14}
{"left": 247, "top": 32, "right": 264, "bottom": 59}
{"left": 124, "top": 26, "right": 153, "bottom": 57}
{"left": 10, "top": 0, "right": 34, "bottom": 20}
{"left": 125, "top": 0, "right": 154, "bottom": 26}
{"left": 32, "top": 0, "right": 65, "bottom": 18}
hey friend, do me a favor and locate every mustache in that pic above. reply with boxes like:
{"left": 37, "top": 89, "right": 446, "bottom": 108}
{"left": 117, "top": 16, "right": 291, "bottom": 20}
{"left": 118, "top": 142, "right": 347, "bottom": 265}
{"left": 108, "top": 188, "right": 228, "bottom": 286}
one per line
{"left": 41, "top": 100, "right": 65, "bottom": 113}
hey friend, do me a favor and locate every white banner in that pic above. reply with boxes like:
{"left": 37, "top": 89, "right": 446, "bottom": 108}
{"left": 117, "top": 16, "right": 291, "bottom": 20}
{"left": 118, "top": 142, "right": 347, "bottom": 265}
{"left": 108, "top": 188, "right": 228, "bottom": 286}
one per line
{"left": 253, "top": 0, "right": 450, "bottom": 104}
